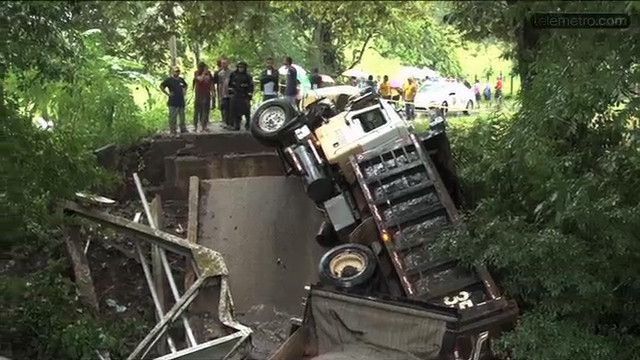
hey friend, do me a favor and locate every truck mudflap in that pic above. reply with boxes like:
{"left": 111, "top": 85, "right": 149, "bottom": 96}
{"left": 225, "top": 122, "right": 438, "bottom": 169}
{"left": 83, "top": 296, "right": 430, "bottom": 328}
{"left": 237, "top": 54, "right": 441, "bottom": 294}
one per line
{"left": 348, "top": 132, "right": 517, "bottom": 329}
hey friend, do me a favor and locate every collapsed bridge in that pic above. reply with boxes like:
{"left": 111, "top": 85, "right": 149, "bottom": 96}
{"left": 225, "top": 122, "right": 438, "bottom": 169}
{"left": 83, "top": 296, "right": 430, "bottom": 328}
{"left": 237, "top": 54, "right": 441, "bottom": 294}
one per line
{"left": 65, "top": 87, "right": 517, "bottom": 360}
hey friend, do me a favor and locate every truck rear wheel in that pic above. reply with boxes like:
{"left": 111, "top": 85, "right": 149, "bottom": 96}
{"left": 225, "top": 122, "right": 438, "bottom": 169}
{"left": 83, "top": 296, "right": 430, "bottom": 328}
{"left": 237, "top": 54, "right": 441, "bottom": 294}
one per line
{"left": 319, "top": 244, "right": 376, "bottom": 289}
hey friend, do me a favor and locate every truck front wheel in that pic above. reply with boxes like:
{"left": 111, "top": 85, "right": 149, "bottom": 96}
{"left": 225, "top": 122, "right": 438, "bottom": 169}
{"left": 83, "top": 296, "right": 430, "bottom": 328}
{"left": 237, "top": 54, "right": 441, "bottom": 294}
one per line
{"left": 250, "top": 99, "right": 298, "bottom": 146}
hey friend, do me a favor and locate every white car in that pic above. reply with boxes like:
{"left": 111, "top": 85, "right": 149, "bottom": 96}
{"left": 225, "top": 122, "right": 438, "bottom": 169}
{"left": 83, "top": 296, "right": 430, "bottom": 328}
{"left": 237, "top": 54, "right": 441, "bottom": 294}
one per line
{"left": 414, "top": 81, "right": 475, "bottom": 115}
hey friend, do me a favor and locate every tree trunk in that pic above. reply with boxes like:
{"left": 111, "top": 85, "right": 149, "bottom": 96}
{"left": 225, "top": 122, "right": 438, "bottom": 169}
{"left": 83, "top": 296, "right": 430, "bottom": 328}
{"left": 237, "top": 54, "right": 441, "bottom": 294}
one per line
{"left": 169, "top": 35, "right": 178, "bottom": 68}
{"left": 193, "top": 42, "right": 201, "bottom": 67}
{"left": 515, "top": 13, "right": 540, "bottom": 93}
{"left": 310, "top": 22, "right": 339, "bottom": 76}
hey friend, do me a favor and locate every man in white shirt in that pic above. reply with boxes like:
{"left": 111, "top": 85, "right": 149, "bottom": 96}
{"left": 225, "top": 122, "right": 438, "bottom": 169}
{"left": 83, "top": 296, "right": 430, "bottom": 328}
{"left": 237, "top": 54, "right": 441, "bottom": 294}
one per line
{"left": 260, "top": 57, "right": 279, "bottom": 101}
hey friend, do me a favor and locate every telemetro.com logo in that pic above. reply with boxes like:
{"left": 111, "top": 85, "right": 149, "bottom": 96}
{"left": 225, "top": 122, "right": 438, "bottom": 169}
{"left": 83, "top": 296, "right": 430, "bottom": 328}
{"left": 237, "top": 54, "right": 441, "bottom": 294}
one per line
{"left": 531, "top": 13, "right": 630, "bottom": 29}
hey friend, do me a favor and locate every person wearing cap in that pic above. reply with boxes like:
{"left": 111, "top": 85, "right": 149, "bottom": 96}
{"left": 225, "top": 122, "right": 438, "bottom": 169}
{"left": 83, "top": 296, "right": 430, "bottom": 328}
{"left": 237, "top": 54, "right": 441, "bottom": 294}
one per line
{"left": 160, "top": 66, "right": 188, "bottom": 135}
{"left": 229, "top": 61, "right": 254, "bottom": 131}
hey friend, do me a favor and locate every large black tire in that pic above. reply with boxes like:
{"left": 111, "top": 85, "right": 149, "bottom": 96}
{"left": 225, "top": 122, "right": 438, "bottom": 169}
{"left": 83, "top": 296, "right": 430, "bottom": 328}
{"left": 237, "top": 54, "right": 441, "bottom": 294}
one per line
{"left": 250, "top": 98, "right": 298, "bottom": 147}
{"left": 319, "top": 243, "right": 377, "bottom": 289}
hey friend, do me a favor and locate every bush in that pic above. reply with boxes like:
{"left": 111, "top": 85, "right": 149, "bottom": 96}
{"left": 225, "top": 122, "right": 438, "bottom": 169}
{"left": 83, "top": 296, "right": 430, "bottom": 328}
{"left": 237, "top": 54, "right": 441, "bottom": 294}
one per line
{"left": 0, "top": 268, "right": 146, "bottom": 359}
{"left": 434, "top": 10, "right": 640, "bottom": 357}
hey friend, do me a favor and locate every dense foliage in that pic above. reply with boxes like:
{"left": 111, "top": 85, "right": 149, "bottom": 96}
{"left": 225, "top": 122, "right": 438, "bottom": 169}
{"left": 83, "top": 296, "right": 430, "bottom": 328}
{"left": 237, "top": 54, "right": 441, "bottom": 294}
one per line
{"left": 438, "top": 1, "right": 640, "bottom": 358}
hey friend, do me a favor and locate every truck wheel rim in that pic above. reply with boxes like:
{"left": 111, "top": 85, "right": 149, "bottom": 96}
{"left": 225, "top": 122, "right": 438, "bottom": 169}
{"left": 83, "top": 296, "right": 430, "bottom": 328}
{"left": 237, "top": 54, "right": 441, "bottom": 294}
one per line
{"left": 329, "top": 251, "right": 367, "bottom": 278}
{"left": 258, "top": 106, "right": 286, "bottom": 133}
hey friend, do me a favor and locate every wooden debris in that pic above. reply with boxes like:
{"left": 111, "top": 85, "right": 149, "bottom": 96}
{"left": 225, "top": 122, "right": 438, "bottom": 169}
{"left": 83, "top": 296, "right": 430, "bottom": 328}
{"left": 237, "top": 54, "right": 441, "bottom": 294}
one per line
{"left": 185, "top": 176, "right": 200, "bottom": 290}
{"left": 149, "top": 195, "right": 166, "bottom": 313}
{"left": 65, "top": 225, "right": 100, "bottom": 311}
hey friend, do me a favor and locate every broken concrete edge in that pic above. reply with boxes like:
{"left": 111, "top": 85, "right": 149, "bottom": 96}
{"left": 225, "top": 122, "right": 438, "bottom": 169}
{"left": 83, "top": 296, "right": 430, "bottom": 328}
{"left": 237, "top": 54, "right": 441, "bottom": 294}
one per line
{"left": 60, "top": 201, "right": 253, "bottom": 358}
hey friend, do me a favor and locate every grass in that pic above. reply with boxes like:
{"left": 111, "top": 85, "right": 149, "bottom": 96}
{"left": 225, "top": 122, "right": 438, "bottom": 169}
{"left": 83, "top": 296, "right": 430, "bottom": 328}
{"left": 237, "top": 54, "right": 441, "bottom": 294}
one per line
{"left": 412, "top": 97, "right": 519, "bottom": 133}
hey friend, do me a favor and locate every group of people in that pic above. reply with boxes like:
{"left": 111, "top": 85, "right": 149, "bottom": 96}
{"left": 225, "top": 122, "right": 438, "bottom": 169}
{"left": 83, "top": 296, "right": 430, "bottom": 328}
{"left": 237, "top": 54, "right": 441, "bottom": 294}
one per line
{"left": 159, "top": 56, "right": 301, "bottom": 135}
{"left": 473, "top": 76, "right": 504, "bottom": 108}
{"left": 377, "top": 75, "right": 418, "bottom": 120}
{"left": 160, "top": 57, "right": 507, "bottom": 135}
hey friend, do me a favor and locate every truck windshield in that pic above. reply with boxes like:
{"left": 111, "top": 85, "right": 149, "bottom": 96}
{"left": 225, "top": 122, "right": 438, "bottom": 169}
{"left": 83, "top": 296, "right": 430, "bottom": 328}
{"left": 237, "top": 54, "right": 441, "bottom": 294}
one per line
{"left": 353, "top": 108, "right": 387, "bottom": 132}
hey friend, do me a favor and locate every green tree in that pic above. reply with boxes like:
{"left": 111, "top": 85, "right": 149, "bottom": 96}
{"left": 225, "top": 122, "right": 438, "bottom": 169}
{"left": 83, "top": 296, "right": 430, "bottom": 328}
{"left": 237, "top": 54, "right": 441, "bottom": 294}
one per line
{"left": 437, "top": 1, "right": 640, "bottom": 358}
{"left": 374, "top": 3, "right": 463, "bottom": 77}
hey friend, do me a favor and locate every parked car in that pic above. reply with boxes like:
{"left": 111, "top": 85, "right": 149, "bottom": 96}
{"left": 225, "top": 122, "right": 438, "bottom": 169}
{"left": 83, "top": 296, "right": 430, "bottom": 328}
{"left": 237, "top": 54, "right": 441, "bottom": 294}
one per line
{"left": 414, "top": 81, "right": 475, "bottom": 115}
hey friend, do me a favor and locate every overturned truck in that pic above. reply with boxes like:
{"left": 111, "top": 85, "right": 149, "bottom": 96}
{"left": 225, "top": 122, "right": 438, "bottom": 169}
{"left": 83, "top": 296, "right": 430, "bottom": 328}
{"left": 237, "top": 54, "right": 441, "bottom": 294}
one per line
{"left": 250, "top": 86, "right": 518, "bottom": 359}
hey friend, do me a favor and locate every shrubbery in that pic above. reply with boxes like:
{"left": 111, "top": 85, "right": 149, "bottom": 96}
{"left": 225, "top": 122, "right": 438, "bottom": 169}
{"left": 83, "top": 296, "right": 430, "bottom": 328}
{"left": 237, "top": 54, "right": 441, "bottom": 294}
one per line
{"left": 437, "top": 7, "right": 640, "bottom": 357}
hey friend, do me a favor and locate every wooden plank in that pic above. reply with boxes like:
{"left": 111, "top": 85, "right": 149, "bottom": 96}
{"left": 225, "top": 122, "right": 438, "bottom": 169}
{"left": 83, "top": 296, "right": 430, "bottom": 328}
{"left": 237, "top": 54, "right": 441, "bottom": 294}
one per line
{"left": 149, "top": 195, "right": 166, "bottom": 314}
{"left": 187, "top": 176, "right": 200, "bottom": 245}
{"left": 185, "top": 177, "right": 200, "bottom": 294}
{"left": 65, "top": 225, "right": 99, "bottom": 311}
{"left": 62, "top": 201, "right": 193, "bottom": 256}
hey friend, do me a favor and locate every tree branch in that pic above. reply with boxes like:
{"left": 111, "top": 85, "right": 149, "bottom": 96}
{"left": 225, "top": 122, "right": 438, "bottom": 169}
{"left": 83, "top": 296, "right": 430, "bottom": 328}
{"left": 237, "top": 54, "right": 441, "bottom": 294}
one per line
{"left": 345, "top": 33, "right": 374, "bottom": 71}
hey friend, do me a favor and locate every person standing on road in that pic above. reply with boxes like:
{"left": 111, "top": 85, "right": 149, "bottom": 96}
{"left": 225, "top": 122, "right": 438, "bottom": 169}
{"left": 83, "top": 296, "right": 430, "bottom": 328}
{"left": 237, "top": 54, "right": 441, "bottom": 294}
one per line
{"left": 483, "top": 81, "right": 492, "bottom": 103}
{"left": 309, "top": 68, "right": 323, "bottom": 90}
{"left": 495, "top": 76, "right": 504, "bottom": 102}
{"left": 160, "top": 66, "right": 188, "bottom": 135}
{"left": 379, "top": 75, "right": 392, "bottom": 100}
{"left": 214, "top": 57, "right": 233, "bottom": 130}
{"left": 283, "top": 56, "right": 298, "bottom": 108}
{"left": 229, "top": 61, "right": 254, "bottom": 131}
{"left": 260, "top": 57, "right": 279, "bottom": 102}
{"left": 473, "top": 79, "right": 482, "bottom": 109}
{"left": 192, "top": 62, "right": 215, "bottom": 132}
{"left": 402, "top": 77, "right": 418, "bottom": 120}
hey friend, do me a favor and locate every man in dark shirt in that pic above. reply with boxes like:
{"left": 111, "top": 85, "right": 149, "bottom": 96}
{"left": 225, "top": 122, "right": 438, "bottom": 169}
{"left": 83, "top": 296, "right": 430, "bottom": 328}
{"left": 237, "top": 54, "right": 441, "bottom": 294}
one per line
{"left": 229, "top": 61, "right": 254, "bottom": 131}
{"left": 283, "top": 56, "right": 298, "bottom": 109}
{"left": 260, "top": 57, "right": 279, "bottom": 102}
{"left": 192, "top": 62, "right": 215, "bottom": 132}
{"left": 160, "top": 66, "right": 188, "bottom": 135}
{"left": 365, "top": 75, "right": 376, "bottom": 89}
{"left": 309, "top": 68, "right": 323, "bottom": 90}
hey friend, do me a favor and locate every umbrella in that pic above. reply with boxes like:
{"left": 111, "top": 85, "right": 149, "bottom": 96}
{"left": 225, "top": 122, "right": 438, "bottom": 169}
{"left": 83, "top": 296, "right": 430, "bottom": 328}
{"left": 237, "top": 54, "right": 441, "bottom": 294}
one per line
{"left": 341, "top": 68, "right": 369, "bottom": 78}
{"left": 320, "top": 74, "right": 335, "bottom": 84}
{"left": 278, "top": 64, "right": 311, "bottom": 91}
{"left": 397, "top": 66, "right": 439, "bottom": 81}
{"left": 278, "top": 64, "right": 307, "bottom": 77}
{"left": 389, "top": 79, "right": 403, "bottom": 88}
